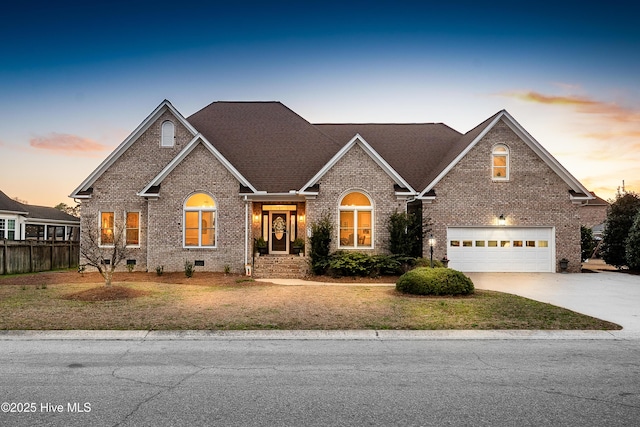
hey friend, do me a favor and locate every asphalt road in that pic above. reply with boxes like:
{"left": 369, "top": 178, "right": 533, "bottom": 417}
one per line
{"left": 1, "top": 337, "right": 639, "bottom": 426}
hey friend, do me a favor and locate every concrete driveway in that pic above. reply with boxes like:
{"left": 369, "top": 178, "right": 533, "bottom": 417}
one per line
{"left": 468, "top": 271, "right": 640, "bottom": 332}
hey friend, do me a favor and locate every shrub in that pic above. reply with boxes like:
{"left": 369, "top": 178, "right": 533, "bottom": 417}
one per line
{"left": 309, "top": 212, "right": 333, "bottom": 275}
{"left": 396, "top": 267, "right": 474, "bottom": 296}
{"left": 601, "top": 192, "right": 640, "bottom": 268}
{"left": 328, "top": 252, "right": 373, "bottom": 277}
{"left": 414, "top": 257, "right": 444, "bottom": 268}
{"left": 184, "top": 260, "right": 194, "bottom": 278}
{"left": 581, "top": 225, "right": 596, "bottom": 261}
{"left": 626, "top": 211, "right": 640, "bottom": 271}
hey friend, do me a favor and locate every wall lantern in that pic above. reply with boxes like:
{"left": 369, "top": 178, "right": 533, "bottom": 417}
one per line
{"left": 498, "top": 214, "right": 506, "bottom": 226}
{"left": 253, "top": 214, "right": 261, "bottom": 223}
{"left": 298, "top": 214, "right": 305, "bottom": 223}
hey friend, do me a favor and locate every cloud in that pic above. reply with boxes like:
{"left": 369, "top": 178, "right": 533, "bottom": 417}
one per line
{"left": 29, "top": 133, "right": 107, "bottom": 154}
{"left": 582, "top": 131, "right": 640, "bottom": 141}
{"left": 504, "top": 91, "right": 640, "bottom": 123}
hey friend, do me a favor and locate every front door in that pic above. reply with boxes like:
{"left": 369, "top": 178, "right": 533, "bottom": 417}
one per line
{"left": 269, "top": 211, "right": 289, "bottom": 254}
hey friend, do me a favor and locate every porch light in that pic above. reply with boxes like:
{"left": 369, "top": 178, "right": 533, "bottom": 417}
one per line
{"left": 253, "top": 214, "right": 261, "bottom": 223}
{"left": 428, "top": 234, "right": 436, "bottom": 268}
{"left": 498, "top": 214, "right": 506, "bottom": 226}
{"left": 298, "top": 214, "right": 305, "bottom": 223}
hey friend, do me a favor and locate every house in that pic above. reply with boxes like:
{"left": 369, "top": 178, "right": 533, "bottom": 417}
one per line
{"left": 71, "top": 100, "right": 593, "bottom": 275}
{"left": 581, "top": 192, "right": 609, "bottom": 230}
{"left": 0, "top": 190, "right": 80, "bottom": 241}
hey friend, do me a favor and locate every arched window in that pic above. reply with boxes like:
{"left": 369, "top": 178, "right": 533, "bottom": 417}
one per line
{"left": 339, "top": 191, "right": 373, "bottom": 248}
{"left": 492, "top": 144, "right": 509, "bottom": 180}
{"left": 184, "top": 193, "right": 216, "bottom": 247}
{"left": 161, "top": 121, "right": 175, "bottom": 147}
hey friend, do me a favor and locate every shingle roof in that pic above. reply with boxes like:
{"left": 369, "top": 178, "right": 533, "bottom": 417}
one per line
{"left": 23, "top": 205, "right": 79, "bottom": 222}
{"left": 187, "top": 102, "right": 343, "bottom": 193}
{"left": 314, "top": 123, "right": 462, "bottom": 190}
{"left": 0, "top": 190, "right": 78, "bottom": 222}
{"left": 0, "top": 190, "right": 28, "bottom": 214}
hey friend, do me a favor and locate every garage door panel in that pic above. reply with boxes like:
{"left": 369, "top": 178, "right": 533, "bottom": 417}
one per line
{"left": 447, "top": 227, "right": 553, "bottom": 273}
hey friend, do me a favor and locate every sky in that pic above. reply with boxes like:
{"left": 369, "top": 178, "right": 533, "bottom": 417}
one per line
{"left": 1, "top": 0, "right": 639, "bottom": 207}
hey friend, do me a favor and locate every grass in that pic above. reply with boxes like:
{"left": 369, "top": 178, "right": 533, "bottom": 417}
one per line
{"left": 0, "top": 271, "right": 621, "bottom": 330}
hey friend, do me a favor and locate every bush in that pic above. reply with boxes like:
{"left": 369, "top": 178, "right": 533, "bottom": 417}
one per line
{"left": 396, "top": 267, "right": 474, "bottom": 296}
{"left": 626, "top": 211, "right": 640, "bottom": 270}
{"left": 328, "top": 252, "right": 373, "bottom": 277}
{"left": 581, "top": 225, "right": 596, "bottom": 261}
{"left": 309, "top": 212, "right": 333, "bottom": 275}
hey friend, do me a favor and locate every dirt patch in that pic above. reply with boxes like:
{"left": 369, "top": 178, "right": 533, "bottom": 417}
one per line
{"left": 62, "top": 285, "right": 152, "bottom": 302}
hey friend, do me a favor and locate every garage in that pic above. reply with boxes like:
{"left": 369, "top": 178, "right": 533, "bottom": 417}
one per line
{"left": 446, "top": 227, "right": 554, "bottom": 272}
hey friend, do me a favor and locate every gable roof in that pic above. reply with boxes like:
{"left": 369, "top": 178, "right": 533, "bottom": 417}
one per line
{"left": 138, "top": 135, "right": 257, "bottom": 197}
{"left": 187, "top": 102, "right": 343, "bottom": 193}
{"left": 0, "top": 190, "right": 78, "bottom": 223}
{"left": 417, "top": 110, "right": 594, "bottom": 201}
{"left": 314, "top": 123, "right": 462, "bottom": 191}
{"left": 299, "top": 133, "right": 418, "bottom": 194}
{"left": 70, "top": 100, "right": 197, "bottom": 199}
{"left": 0, "top": 190, "right": 29, "bottom": 215}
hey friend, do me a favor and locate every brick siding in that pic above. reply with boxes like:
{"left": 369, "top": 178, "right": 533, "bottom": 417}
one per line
{"left": 424, "top": 120, "right": 582, "bottom": 272}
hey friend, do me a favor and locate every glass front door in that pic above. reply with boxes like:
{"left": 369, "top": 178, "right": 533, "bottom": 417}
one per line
{"left": 269, "top": 211, "right": 289, "bottom": 254}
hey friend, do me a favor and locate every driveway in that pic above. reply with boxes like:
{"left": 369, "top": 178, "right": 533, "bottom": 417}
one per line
{"left": 468, "top": 271, "right": 640, "bottom": 332}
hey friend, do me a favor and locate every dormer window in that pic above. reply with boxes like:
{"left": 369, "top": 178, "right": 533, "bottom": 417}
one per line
{"left": 161, "top": 121, "right": 175, "bottom": 147}
{"left": 492, "top": 144, "right": 509, "bottom": 180}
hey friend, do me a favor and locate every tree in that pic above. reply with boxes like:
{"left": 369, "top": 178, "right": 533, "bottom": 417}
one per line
{"left": 386, "top": 211, "right": 428, "bottom": 258}
{"left": 79, "top": 214, "right": 129, "bottom": 286}
{"left": 600, "top": 192, "right": 640, "bottom": 268}
{"left": 309, "top": 212, "right": 333, "bottom": 275}
{"left": 54, "top": 202, "right": 80, "bottom": 217}
{"left": 625, "top": 211, "right": 640, "bottom": 271}
{"left": 580, "top": 225, "right": 596, "bottom": 261}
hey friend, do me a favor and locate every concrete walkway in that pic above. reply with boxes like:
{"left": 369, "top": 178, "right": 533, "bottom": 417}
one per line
{"left": 258, "top": 271, "right": 640, "bottom": 334}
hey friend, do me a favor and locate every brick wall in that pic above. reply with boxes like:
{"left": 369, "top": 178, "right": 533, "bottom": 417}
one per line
{"left": 306, "top": 143, "right": 405, "bottom": 254}
{"left": 424, "top": 120, "right": 582, "bottom": 272}
{"left": 146, "top": 142, "right": 247, "bottom": 273}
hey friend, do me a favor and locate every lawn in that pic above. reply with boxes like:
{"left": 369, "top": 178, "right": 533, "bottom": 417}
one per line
{"left": 0, "top": 271, "right": 621, "bottom": 330}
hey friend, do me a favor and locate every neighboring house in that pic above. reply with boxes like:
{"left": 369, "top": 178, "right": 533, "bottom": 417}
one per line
{"left": 0, "top": 190, "right": 80, "bottom": 241}
{"left": 581, "top": 192, "right": 609, "bottom": 231}
{"left": 71, "top": 100, "right": 594, "bottom": 274}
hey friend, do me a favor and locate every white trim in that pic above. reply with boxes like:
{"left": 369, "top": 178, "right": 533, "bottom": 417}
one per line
{"left": 418, "top": 111, "right": 594, "bottom": 200}
{"left": 138, "top": 135, "right": 257, "bottom": 197}
{"left": 299, "top": 134, "right": 416, "bottom": 195}
{"left": 98, "top": 210, "right": 115, "bottom": 248}
{"left": 182, "top": 192, "right": 218, "bottom": 249}
{"left": 125, "top": 211, "right": 141, "bottom": 248}
{"left": 70, "top": 100, "right": 198, "bottom": 199}
{"left": 337, "top": 190, "right": 375, "bottom": 250}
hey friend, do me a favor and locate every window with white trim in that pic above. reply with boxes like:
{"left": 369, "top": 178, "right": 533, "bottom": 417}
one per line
{"left": 184, "top": 193, "right": 216, "bottom": 247}
{"left": 492, "top": 144, "right": 509, "bottom": 180}
{"left": 339, "top": 191, "right": 373, "bottom": 248}
{"left": 161, "top": 120, "right": 175, "bottom": 147}
{"left": 126, "top": 212, "right": 140, "bottom": 246}
{"left": 100, "top": 212, "right": 115, "bottom": 245}
{"left": 0, "top": 218, "right": 16, "bottom": 240}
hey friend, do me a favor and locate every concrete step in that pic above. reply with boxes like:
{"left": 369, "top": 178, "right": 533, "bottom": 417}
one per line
{"left": 253, "top": 255, "right": 309, "bottom": 279}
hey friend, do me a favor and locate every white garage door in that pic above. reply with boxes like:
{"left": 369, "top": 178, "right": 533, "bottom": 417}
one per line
{"left": 447, "top": 227, "right": 554, "bottom": 272}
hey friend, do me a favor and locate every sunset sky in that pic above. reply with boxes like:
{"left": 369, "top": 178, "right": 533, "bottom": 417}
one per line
{"left": 1, "top": 1, "right": 638, "bottom": 207}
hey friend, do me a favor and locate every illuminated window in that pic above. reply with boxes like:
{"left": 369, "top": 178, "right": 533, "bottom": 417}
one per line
{"left": 475, "top": 241, "right": 485, "bottom": 247}
{"left": 463, "top": 240, "right": 472, "bottom": 247}
{"left": 538, "top": 240, "right": 549, "bottom": 248}
{"left": 184, "top": 193, "right": 216, "bottom": 247}
{"left": 161, "top": 120, "right": 175, "bottom": 147}
{"left": 126, "top": 212, "right": 140, "bottom": 246}
{"left": 513, "top": 240, "right": 523, "bottom": 247}
{"left": 450, "top": 240, "right": 460, "bottom": 247}
{"left": 500, "top": 241, "right": 510, "bottom": 247}
{"left": 526, "top": 241, "right": 536, "bottom": 247}
{"left": 488, "top": 240, "right": 498, "bottom": 247}
{"left": 492, "top": 144, "right": 509, "bottom": 180}
{"left": 339, "top": 191, "right": 372, "bottom": 248}
{"left": 100, "top": 212, "right": 115, "bottom": 245}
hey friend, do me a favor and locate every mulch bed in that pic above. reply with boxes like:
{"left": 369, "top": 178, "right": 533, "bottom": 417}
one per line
{"left": 62, "top": 286, "right": 152, "bottom": 301}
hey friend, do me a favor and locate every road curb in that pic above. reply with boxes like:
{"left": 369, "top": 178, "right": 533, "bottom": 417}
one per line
{"left": 0, "top": 329, "right": 638, "bottom": 340}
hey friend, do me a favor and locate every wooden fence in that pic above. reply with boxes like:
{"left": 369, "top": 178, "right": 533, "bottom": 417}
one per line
{"left": 0, "top": 240, "right": 80, "bottom": 275}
